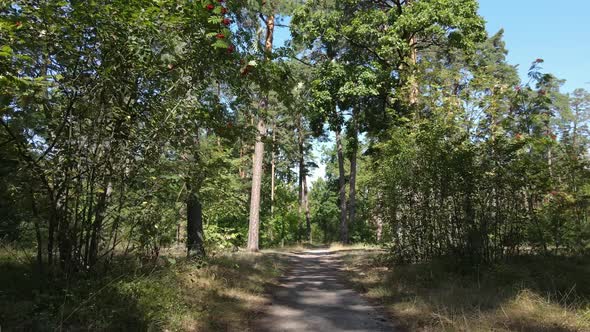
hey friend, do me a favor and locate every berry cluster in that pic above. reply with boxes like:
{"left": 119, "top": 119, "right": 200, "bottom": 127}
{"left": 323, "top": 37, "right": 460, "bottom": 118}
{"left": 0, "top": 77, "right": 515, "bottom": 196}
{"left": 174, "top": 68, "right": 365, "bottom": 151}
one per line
{"left": 204, "top": 0, "right": 234, "bottom": 53}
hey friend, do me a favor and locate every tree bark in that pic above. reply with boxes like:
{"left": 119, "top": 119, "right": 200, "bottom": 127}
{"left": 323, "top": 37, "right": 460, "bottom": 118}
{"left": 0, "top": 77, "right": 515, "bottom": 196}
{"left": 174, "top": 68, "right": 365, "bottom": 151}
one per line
{"left": 348, "top": 109, "right": 358, "bottom": 232}
{"left": 47, "top": 211, "right": 56, "bottom": 266}
{"left": 375, "top": 215, "right": 383, "bottom": 242}
{"left": 406, "top": 0, "right": 419, "bottom": 107}
{"left": 247, "top": 9, "right": 274, "bottom": 252}
{"left": 298, "top": 113, "right": 306, "bottom": 242}
{"left": 187, "top": 190, "right": 205, "bottom": 257}
{"left": 247, "top": 118, "right": 266, "bottom": 251}
{"left": 271, "top": 124, "right": 275, "bottom": 218}
{"left": 88, "top": 179, "right": 112, "bottom": 267}
{"left": 30, "top": 186, "right": 44, "bottom": 273}
{"left": 270, "top": 121, "right": 276, "bottom": 244}
{"left": 408, "top": 34, "right": 419, "bottom": 107}
{"left": 336, "top": 128, "right": 348, "bottom": 244}
{"left": 304, "top": 175, "right": 312, "bottom": 243}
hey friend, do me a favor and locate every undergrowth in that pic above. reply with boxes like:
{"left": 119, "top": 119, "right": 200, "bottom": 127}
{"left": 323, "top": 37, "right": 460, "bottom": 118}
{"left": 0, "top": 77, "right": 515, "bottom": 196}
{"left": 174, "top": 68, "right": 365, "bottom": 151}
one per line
{"left": 340, "top": 251, "right": 590, "bottom": 332}
{"left": 0, "top": 248, "right": 286, "bottom": 331}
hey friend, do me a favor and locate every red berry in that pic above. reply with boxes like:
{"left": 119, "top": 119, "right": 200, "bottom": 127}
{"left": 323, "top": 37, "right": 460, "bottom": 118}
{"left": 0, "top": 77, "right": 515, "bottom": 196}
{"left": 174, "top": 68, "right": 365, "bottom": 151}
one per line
{"left": 223, "top": 18, "right": 231, "bottom": 25}
{"left": 221, "top": 7, "right": 228, "bottom": 14}
{"left": 535, "top": 58, "right": 544, "bottom": 63}
{"left": 206, "top": 4, "right": 214, "bottom": 10}
{"left": 216, "top": 33, "right": 225, "bottom": 39}
{"left": 227, "top": 45, "right": 235, "bottom": 53}
{"left": 15, "top": 21, "right": 22, "bottom": 27}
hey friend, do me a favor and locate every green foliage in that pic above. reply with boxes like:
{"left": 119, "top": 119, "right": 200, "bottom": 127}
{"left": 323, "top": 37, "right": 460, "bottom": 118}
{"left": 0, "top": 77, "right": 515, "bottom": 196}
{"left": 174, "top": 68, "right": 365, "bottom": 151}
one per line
{"left": 371, "top": 38, "right": 590, "bottom": 262}
{"left": 1, "top": 0, "right": 589, "bottom": 329}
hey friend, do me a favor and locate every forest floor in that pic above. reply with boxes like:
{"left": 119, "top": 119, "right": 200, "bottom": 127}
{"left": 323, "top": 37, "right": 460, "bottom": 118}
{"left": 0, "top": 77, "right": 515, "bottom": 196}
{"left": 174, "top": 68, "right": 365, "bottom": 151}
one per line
{"left": 0, "top": 246, "right": 288, "bottom": 331}
{"left": 2, "top": 245, "right": 589, "bottom": 331}
{"left": 339, "top": 250, "right": 590, "bottom": 332}
{"left": 256, "top": 248, "right": 394, "bottom": 332}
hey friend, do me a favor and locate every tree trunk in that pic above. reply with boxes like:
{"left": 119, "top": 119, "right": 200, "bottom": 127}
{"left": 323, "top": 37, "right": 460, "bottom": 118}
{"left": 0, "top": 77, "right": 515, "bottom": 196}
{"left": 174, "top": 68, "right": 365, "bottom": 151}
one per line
{"left": 247, "top": 118, "right": 266, "bottom": 251}
{"left": 298, "top": 113, "right": 305, "bottom": 242}
{"left": 270, "top": 122, "right": 276, "bottom": 242}
{"left": 47, "top": 211, "right": 56, "bottom": 266}
{"left": 271, "top": 123, "right": 276, "bottom": 218}
{"left": 187, "top": 190, "right": 205, "bottom": 257}
{"left": 348, "top": 109, "right": 358, "bottom": 233}
{"left": 30, "top": 186, "right": 43, "bottom": 273}
{"left": 89, "top": 180, "right": 112, "bottom": 267}
{"left": 247, "top": 10, "right": 274, "bottom": 252}
{"left": 406, "top": 0, "right": 419, "bottom": 107}
{"left": 374, "top": 191, "right": 384, "bottom": 242}
{"left": 336, "top": 128, "right": 348, "bottom": 244}
{"left": 375, "top": 215, "right": 383, "bottom": 242}
{"left": 304, "top": 174, "right": 312, "bottom": 243}
{"left": 239, "top": 144, "right": 246, "bottom": 179}
{"left": 298, "top": 163, "right": 304, "bottom": 242}
{"left": 408, "top": 34, "right": 418, "bottom": 106}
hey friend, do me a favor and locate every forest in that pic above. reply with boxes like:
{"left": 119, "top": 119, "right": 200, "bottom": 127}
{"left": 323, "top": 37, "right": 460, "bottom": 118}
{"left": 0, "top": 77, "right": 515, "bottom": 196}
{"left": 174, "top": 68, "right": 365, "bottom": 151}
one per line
{"left": 1, "top": 0, "right": 589, "bottom": 331}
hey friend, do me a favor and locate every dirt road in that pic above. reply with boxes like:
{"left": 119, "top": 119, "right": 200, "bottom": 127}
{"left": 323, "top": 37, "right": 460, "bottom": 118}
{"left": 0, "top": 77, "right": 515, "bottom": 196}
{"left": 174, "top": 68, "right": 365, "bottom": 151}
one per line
{"left": 256, "top": 249, "right": 394, "bottom": 332}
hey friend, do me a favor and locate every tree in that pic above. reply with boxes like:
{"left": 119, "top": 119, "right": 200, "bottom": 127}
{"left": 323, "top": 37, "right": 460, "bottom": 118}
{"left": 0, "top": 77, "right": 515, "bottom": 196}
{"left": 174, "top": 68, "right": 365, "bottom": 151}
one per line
{"left": 0, "top": 0, "right": 240, "bottom": 269}
{"left": 244, "top": 0, "right": 300, "bottom": 251}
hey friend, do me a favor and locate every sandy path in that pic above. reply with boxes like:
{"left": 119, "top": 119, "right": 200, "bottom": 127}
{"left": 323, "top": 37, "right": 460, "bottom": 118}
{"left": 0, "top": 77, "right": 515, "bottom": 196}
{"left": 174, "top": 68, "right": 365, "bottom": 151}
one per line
{"left": 256, "top": 250, "right": 394, "bottom": 332}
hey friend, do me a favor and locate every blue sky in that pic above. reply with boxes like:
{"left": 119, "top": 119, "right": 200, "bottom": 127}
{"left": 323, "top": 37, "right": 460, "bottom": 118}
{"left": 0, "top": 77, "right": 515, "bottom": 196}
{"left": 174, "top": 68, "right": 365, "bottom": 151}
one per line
{"left": 479, "top": 0, "right": 590, "bottom": 92}
{"left": 276, "top": 1, "right": 590, "bottom": 182}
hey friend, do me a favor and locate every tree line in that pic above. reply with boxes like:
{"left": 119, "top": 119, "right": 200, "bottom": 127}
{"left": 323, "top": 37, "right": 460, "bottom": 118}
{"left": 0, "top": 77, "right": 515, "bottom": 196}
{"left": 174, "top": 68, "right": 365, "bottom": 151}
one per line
{"left": 1, "top": 0, "right": 588, "bottom": 278}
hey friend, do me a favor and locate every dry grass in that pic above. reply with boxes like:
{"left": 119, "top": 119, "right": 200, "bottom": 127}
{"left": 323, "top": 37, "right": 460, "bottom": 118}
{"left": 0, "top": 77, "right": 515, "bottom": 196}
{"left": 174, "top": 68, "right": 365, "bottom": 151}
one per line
{"left": 339, "top": 250, "right": 590, "bottom": 332}
{"left": 262, "top": 242, "right": 380, "bottom": 253}
{"left": 0, "top": 248, "right": 289, "bottom": 331}
{"left": 328, "top": 242, "right": 382, "bottom": 251}
{"left": 172, "top": 251, "right": 287, "bottom": 331}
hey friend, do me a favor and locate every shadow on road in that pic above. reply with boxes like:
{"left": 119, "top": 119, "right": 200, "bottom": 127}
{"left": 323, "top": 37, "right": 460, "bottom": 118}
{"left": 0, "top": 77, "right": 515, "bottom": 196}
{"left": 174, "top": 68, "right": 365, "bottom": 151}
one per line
{"left": 256, "top": 250, "right": 394, "bottom": 332}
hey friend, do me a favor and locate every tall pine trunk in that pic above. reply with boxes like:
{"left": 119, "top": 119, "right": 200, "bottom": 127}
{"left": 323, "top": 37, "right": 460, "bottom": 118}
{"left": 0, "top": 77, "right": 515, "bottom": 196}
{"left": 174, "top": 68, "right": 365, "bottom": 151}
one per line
{"left": 270, "top": 122, "right": 276, "bottom": 218}
{"left": 348, "top": 108, "right": 358, "bottom": 232}
{"left": 297, "top": 113, "right": 306, "bottom": 242}
{"left": 407, "top": 0, "right": 419, "bottom": 108}
{"left": 336, "top": 127, "right": 348, "bottom": 244}
{"left": 269, "top": 123, "right": 276, "bottom": 242}
{"left": 304, "top": 175, "right": 312, "bottom": 243}
{"left": 247, "top": 9, "right": 274, "bottom": 251}
{"left": 247, "top": 118, "right": 266, "bottom": 251}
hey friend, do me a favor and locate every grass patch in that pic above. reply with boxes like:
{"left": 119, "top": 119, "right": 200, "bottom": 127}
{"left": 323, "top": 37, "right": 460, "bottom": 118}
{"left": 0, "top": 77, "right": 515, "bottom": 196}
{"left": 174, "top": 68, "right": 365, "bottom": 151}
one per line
{"left": 339, "top": 251, "right": 590, "bottom": 332}
{"left": 0, "top": 248, "right": 287, "bottom": 331}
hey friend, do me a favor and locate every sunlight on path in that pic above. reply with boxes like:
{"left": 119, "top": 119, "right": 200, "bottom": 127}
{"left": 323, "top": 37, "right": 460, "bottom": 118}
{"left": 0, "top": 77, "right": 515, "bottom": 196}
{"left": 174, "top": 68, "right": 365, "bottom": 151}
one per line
{"left": 256, "top": 250, "right": 394, "bottom": 332}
